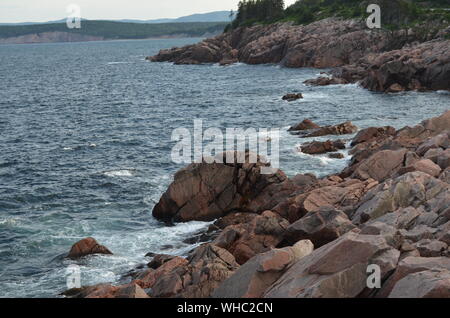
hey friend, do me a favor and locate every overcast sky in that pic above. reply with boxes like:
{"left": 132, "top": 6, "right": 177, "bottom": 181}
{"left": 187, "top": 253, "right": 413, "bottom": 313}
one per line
{"left": 0, "top": 0, "right": 299, "bottom": 23}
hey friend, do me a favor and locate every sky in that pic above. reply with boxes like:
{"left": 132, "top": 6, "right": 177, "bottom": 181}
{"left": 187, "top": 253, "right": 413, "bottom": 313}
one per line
{"left": 0, "top": 0, "right": 299, "bottom": 23}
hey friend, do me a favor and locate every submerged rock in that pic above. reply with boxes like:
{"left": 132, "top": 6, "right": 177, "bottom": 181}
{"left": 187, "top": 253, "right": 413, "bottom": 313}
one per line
{"left": 67, "top": 237, "right": 112, "bottom": 259}
{"left": 282, "top": 93, "right": 303, "bottom": 101}
{"left": 300, "top": 139, "right": 346, "bottom": 155}
{"left": 302, "top": 121, "right": 358, "bottom": 138}
{"left": 304, "top": 76, "right": 349, "bottom": 86}
{"left": 288, "top": 119, "right": 320, "bottom": 132}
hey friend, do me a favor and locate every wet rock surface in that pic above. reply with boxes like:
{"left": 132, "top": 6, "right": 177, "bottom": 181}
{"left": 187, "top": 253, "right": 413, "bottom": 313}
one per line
{"left": 69, "top": 110, "right": 450, "bottom": 298}
{"left": 67, "top": 237, "right": 112, "bottom": 259}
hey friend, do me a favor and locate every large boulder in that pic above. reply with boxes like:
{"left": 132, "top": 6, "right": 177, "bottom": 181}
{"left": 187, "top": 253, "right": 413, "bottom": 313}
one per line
{"left": 264, "top": 230, "right": 399, "bottom": 298}
{"left": 288, "top": 119, "right": 320, "bottom": 132}
{"left": 212, "top": 240, "right": 314, "bottom": 298}
{"left": 388, "top": 270, "right": 450, "bottom": 298}
{"left": 283, "top": 206, "right": 356, "bottom": 247}
{"left": 157, "top": 244, "right": 239, "bottom": 298}
{"left": 351, "top": 148, "right": 408, "bottom": 182}
{"left": 400, "top": 159, "right": 442, "bottom": 177}
{"left": 152, "top": 152, "right": 296, "bottom": 222}
{"left": 351, "top": 126, "right": 396, "bottom": 146}
{"left": 282, "top": 93, "right": 303, "bottom": 101}
{"left": 376, "top": 256, "right": 450, "bottom": 297}
{"left": 67, "top": 237, "right": 112, "bottom": 259}
{"left": 302, "top": 121, "right": 358, "bottom": 138}
{"left": 416, "top": 132, "right": 449, "bottom": 156}
{"left": 397, "top": 110, "right": 450, "bottom": 140}
{"left": 365, "top": 207, "right": 421, "bottom": 230}
{"left": 437, "top": 149, "right": 450, "bottom": 170}
{"left": 300, "top": 140, "right": 346, "bottom": 155}
{"left": 135, "top": 244, "right": 239, "bottom": 298}
{"left": 414, "top": 239, "right": 448, "bottom": 257}
{"left": 277, "top": 178, "right": 378, "bottom": 223}
{"left": 213, "top": 211, "right": 290, "bottom": 264}
{"left": 134, "top": 256, "right": 188, "bottom": 289}
{"left": 352, "top": 171, "right": 450, "bottom": 224}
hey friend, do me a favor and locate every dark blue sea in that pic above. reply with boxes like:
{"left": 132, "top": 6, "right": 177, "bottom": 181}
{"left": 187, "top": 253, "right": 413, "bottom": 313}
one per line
{"left": 0, "top": 38, "right": 448, "bottom": 297}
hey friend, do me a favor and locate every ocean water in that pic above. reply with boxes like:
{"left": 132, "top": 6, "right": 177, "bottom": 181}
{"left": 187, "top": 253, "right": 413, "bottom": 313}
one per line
{"left": 0, "top": 38, "right": 448, "bottom": 298}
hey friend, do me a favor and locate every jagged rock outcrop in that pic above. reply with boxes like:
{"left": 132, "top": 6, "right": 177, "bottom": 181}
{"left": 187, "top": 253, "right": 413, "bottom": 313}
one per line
{"left": 150, "top": 19, "right": 396, "bottom": 68}
{"left": 389, "top": 270, "right": 450, "bottom": 298}
{"left": 213, "top": 211, "right": 290, "bottom": 264}
{"left": 360, "top": 40, "right": 450, "bottom": 92}
{"left": 274, "top": 178, "right": 378, "bottom": 223}
{"left": 212, "top": 240, "right": 314, "bottom": 298}
{"left": 352, "top": 171, "right": 450, "bottom": 224}
{"left": 283, "top": 206, "right": 356, "bottom": 247}
{"left": 152, "top": 152, "right": 297, "bottom": 222}
{"left": 351, "top": 126, "right": 396, "bottom": 146}
{"left": 264, "top": 230, "right": 399, "bottom": 298}
{"left": 69, "top": 111, "right": 450, "bottom": 298}
{"left": 149, "top": 16, "right": 449, "bottom": 92}
{"left": 341, "top": 111, "right": 450, "bottom": 179}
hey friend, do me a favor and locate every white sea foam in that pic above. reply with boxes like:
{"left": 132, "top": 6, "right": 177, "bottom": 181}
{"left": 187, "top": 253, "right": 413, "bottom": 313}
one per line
{"left": 106, "top": 62, "right": 130, "bottom": 65}
{"left": 0, "top": 217, "right": 19, "bottom": 227}
{"left": 103, "top": 169, "right": 135, "bottom": 177}
{"left": 318, "top": 156, "right": 333, "bottom": 166}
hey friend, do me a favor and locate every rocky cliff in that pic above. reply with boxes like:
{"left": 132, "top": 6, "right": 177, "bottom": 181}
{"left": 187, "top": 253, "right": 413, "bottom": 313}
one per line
{"left": 149, "top": 18, "right": 450, "bottom": 92}
{"left": 66, "top": 110, "right": 450, "bottom": 298}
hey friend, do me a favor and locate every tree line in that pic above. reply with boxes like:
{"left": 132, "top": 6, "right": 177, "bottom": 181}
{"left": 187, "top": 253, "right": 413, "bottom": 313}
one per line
{"left": 226, "top": 0, "right": 450, "bottom": 30}
{"left": 230, "top": 0, "right": 285, "bottom": 29}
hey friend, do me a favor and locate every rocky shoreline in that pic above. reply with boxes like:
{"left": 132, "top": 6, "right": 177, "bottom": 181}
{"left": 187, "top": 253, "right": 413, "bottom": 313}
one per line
{"left": 65, "top": 109, "right": 450, "bottom": 298}
{"left": 148, "top": 18, "right": 450, "bottom": 93}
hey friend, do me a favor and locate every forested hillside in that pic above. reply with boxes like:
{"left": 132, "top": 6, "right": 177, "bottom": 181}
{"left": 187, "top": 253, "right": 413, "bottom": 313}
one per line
{"left": 227, "top": 0, "right": 450, "bottom": 31}
{"left": 0, "top": 21, "right": 228, "bottom": 40}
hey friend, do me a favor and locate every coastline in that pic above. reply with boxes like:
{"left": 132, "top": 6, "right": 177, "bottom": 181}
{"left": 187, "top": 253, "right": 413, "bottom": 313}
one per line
{"left": 149, "top": 18, "right": 450, "bottom": 93}
{"left": 0, "top": 32, "right": 214, "bottom": 45}
{"left": 65, "top": 109, "right": 450, "bottom": 298}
